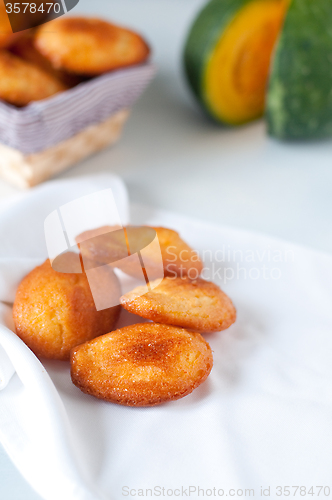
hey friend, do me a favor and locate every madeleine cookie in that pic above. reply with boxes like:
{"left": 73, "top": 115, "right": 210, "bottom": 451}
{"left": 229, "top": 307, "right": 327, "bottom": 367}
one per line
{"left": 121, "top": 277, "right": 236, "bottom": 333}
{"left": 35, "top": 17, "right": 150, "bottom": 76}
{"left": 77, "top": 225, "right": 202, "bottom": 279}
{"left": 154, "top": 227, "right": 203, "bottom": 278}
{"left": 0, "top": 50, "right": 66, "bottom": 106}
{"left": 13, "top": 255, "right": 121, "bottom": 360}
{"left": 71, "top": 323, "right": 213, "bottom": 406}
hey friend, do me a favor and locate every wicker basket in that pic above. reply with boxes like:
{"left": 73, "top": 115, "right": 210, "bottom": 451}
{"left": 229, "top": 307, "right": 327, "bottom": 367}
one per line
{"left": 0, "top": 64, "right": 155, "bottom": 188}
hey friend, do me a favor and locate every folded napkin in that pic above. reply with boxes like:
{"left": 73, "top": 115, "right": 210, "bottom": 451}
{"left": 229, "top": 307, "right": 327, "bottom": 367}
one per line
{"left": 1, "top": 174, "right": 332, "bottom": 500}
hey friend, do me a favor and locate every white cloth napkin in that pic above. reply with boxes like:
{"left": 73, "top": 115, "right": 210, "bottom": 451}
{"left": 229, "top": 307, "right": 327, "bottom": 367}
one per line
{"left": 1, "top": 174, "right": 332, "bottom": 500}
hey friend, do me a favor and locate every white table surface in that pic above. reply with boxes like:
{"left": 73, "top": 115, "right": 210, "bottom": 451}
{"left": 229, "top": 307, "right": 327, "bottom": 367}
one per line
{"left": 1, "top": 0, "right": 332, "bottom": 498}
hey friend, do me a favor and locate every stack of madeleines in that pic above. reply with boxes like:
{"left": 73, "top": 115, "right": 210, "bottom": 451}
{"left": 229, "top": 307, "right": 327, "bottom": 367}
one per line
{"left": 13, "top": 226, "right": 236, "bottom": 407}
{"left": 0, "top": 15, "right": 150, "bottom": 107}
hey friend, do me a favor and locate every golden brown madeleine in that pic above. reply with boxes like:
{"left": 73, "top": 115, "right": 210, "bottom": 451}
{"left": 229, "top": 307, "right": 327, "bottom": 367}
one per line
{"left": 76, "top": 225, "right": 125, "bottom": 263}
{"left": 9, "top": 31, "right": 85, "bottom": 88}
{"left": 71, "top": 323, "right": 213, "bottom": 406}
{"left": 0, "top": 1, "right": 46, "bottom": 49}
{"left": 0, "top": 32, "right": 14, "bottom": 50}
{"left": 35, "top": 17, "right": 150, "bottom": 76}
{"left": 0, "top": 50, "right": 66, "bottom": 106}
{"left": 121, "top": 277, "right": 236, "bottom": 333}
{"left": 77, "top": 225, "right": 202, "bottom": 279}
{"left": 13, "top": 255, "right": 121, "bottom": 361}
